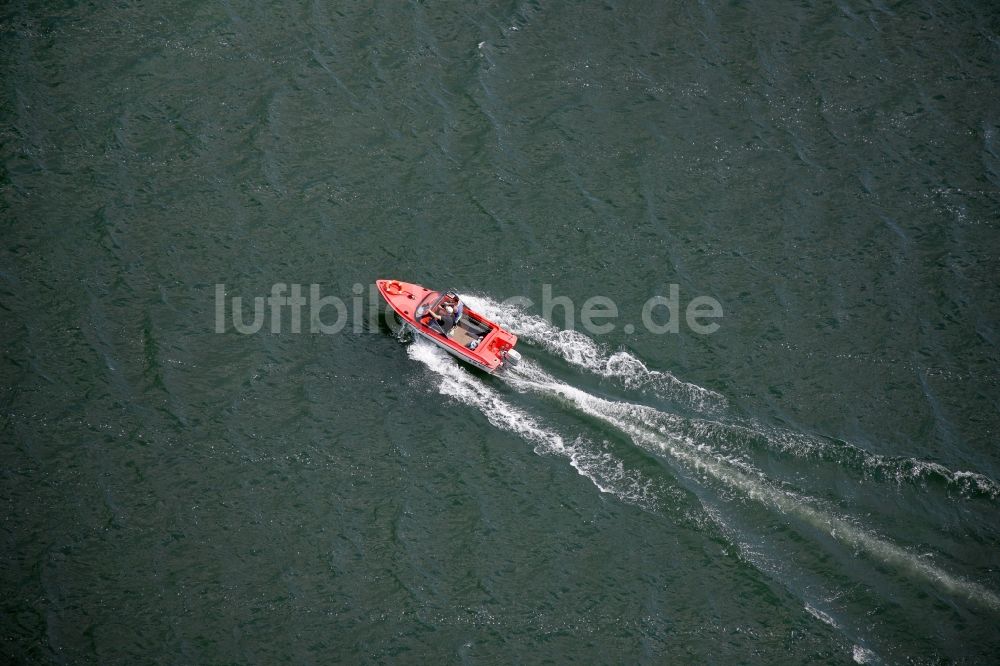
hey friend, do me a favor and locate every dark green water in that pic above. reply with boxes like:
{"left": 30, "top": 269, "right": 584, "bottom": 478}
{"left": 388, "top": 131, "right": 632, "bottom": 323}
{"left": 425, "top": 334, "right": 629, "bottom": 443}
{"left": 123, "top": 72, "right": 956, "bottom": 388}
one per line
{"left": 3, "top": 0, "right": 999, "bottom": 662}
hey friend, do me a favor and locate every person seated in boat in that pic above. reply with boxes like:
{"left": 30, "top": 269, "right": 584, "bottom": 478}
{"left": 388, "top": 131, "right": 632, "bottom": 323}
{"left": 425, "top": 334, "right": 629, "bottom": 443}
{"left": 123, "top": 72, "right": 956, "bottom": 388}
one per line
{"left": 445, "top": 295, "right": 464, "bottom": 322}
{"left": 429, "top": 302, "right": 458, "bottom": 334}
{"left": 428, "top": 294, "right": 463, "bottom": 334}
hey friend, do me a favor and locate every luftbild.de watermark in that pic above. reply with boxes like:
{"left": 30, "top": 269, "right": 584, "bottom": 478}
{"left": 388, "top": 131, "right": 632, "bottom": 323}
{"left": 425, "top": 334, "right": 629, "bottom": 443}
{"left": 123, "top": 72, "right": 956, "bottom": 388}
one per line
{"left": 213, "top": 283, "right": 723, "bottom": 336}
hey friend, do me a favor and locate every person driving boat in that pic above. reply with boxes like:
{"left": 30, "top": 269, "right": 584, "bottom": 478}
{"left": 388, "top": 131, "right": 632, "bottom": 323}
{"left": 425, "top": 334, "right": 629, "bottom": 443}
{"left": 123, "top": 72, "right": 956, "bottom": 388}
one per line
{"left": 427, "top": 293, "right": 463, "bottom": 334}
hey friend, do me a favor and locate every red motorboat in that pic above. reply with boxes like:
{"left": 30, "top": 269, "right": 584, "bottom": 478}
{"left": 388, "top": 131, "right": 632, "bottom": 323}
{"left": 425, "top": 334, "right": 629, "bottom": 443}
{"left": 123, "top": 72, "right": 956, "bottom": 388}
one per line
{"left": 376, "top": 279, "right": 520, "bottom": 374}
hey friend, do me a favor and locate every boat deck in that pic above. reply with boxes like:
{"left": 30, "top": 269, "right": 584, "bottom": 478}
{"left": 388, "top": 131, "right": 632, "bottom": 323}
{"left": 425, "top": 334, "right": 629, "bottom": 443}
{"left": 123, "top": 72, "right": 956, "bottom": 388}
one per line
{"left": 448, "top": 324, "right": 480, "bottom": 348}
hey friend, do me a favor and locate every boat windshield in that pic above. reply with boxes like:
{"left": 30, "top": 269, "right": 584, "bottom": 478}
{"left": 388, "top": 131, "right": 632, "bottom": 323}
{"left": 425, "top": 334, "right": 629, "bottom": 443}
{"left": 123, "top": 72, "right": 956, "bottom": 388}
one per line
{"left": 414, "top": 291, "right": 440, "bottom": 321}
{"left": 414, "top": 290, "right": 464, "bottom": 326}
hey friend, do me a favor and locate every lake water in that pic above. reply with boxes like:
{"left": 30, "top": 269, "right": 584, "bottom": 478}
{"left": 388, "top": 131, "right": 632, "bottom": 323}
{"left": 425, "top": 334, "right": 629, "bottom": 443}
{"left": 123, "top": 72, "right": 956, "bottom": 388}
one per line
{"left": 3, "top": 0, "right": 999, "bottom": 662}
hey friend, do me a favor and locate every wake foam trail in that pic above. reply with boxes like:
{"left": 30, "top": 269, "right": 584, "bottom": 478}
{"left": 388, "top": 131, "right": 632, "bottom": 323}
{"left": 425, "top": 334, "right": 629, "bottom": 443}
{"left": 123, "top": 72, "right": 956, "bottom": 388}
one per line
{"left": 504, "top": 362, "right": 1000, "bottom": 612}
{"left": 462, "top": 293, "right": 998, "bottom": 500}
{"left": 598, "top": 401, "right": 1000, "bottom": 501}
{"left": 406, "top": 340, "right": 658, "bottom": 511}
{"left": 672, "top": 414, "right": 1000, "bottom": 501}
{"left": 743, "top": 423, "right": 1000, "bottom": 501}
{"left": 461, "top": 293, "right": 726, "bottom": 412}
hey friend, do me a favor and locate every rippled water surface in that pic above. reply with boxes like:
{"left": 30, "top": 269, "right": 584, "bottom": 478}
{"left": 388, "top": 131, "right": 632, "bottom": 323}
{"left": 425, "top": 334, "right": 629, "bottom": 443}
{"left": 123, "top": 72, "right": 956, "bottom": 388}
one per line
{"left": 3, "top": 0, "right": 999, "bottom": 662}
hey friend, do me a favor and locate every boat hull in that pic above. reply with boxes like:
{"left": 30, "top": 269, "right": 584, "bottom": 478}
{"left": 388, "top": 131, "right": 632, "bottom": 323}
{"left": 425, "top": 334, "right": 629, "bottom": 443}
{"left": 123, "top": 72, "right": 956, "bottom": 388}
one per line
{"left": 376, "top": 279, "right": 519, "bottom": 374}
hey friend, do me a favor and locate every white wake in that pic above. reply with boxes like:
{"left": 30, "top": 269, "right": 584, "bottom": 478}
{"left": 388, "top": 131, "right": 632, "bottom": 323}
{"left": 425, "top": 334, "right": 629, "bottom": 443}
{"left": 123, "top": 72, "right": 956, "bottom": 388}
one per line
{"left": 461, "top": 293, "right": 727, "bottom": 412}
{"left": 504, "top": 360, "right": 1000, "bottom": 612}
{"left": 406, "top": 340, "right": 659, "bottom": 511}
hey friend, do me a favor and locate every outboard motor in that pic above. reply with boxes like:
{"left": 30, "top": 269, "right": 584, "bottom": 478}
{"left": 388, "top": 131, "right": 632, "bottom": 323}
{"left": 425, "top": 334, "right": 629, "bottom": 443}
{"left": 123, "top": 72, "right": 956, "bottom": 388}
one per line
{"left": 504, "top": 349, "right": 521, "bottom": 366}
